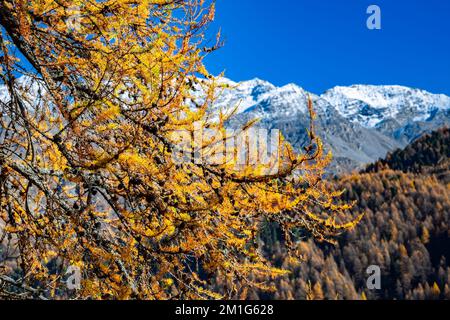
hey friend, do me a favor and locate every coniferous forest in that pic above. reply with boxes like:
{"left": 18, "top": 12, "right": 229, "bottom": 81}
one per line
{"left": 231, "top": 128, "right": 450, "bottom": 300}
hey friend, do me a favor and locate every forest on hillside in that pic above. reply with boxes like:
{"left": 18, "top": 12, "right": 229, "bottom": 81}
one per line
{"left": 228, "top": 128, "right": 450, "bottom": 300}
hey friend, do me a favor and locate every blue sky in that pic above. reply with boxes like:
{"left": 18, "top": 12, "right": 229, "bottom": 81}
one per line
{"left": 204, "top": 0, "right": 450, "bottom": 95}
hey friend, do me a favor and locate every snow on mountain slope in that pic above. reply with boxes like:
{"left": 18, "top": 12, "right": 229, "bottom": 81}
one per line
{"left": 207, "top": 78, "right": 312, "bottom": 118}
{"left": 322, "top": 85, "right": 450, "bottom": 129}
{"left": 210, "top": 78, "right": 450, "bottom": 173}
{"left": 213, "top": 79, "right": 450, "bottom": 129}
{"left": 208, "top": 78, "right": 276, "bottom": 115}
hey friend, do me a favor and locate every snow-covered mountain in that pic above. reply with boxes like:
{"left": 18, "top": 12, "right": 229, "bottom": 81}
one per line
{"left": 211, "top": 78, "right": 450, "bottom": 173}
{"left": 322, "top": 85, "right": 450, "bottom": 130}
{"left": 1, "top": 77, "right": 448, "bottom": 173}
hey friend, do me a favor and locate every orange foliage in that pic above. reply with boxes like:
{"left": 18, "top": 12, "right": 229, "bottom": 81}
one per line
{"left": 0, "top": 0, "right": 357, "bottom": 299}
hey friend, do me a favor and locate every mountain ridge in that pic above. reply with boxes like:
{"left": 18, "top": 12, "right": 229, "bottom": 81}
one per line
{"left": 1, "top": 77, "right": 449, "bottom": 173}
{"left": 210, "top": 78, "right": 450, "bottom": 173}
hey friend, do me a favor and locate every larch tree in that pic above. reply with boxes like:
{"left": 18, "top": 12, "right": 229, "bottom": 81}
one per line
{"left": 0, "top": 0, "right": 359, "bottom": 299}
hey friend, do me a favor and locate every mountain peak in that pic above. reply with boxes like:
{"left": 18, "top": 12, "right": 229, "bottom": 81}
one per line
{"left": 205, "top": 76, "right": 449, "bottom": 172}
{"left": 321, "top": 84, "right": 450, "bottom": 128}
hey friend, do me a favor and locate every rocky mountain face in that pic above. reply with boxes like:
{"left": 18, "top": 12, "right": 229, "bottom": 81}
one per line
{"left": 211, "top": 78, "right": 450, "bottom": 173}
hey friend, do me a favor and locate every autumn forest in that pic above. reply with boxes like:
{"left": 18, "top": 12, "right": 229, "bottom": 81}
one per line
{"left": 0, "top": 0, "right": 448, "bottom": 301}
